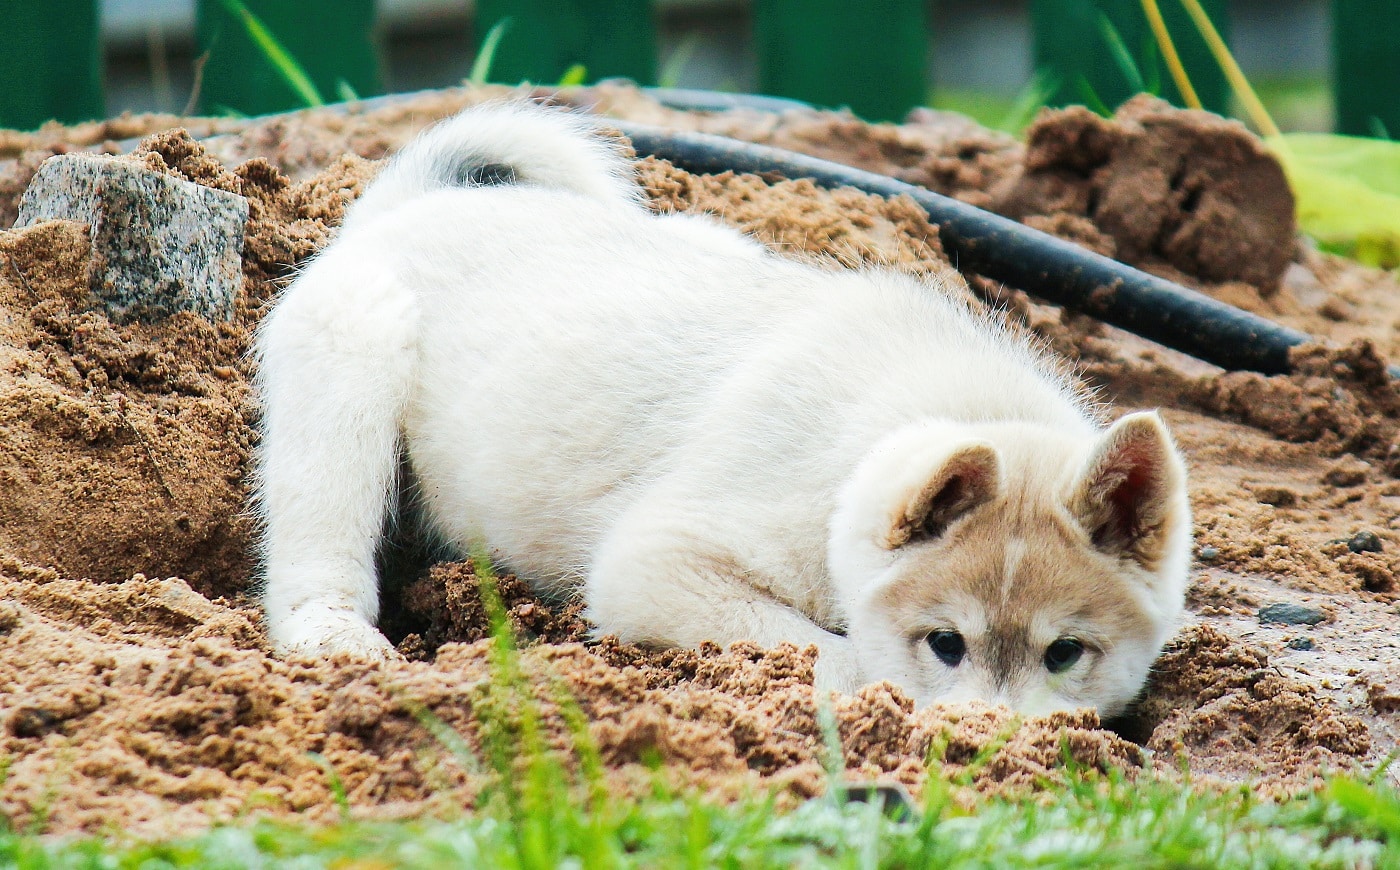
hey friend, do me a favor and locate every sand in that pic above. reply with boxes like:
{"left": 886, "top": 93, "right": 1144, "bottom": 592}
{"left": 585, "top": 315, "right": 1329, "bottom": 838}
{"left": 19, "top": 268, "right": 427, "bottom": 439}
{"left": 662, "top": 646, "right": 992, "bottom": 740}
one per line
{"left": 0, "top": 84, "right": 1396, "bottom": 836}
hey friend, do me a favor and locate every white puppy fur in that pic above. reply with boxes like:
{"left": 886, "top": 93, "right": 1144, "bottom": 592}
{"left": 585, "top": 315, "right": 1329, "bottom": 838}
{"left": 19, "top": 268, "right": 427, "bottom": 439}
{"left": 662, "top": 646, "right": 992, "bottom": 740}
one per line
{"left": 255, "top": 102, "right": 1192, "bottom": 716}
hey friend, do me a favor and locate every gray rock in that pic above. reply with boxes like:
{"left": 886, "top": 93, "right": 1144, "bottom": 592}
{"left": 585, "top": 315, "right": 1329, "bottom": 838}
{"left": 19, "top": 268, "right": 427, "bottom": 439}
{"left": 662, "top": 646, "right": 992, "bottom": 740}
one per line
{"left": 15, "top": 153, "right": 247, "bottom": 322}
{"left": 1285, "top": 637, "right": 1315, "bottom": 651}
{"left": 1258, "top": 602, "right": 1326, "bottom": 626}
{"left": 1347, "top": 530, "right": 1383, "bottom": 554}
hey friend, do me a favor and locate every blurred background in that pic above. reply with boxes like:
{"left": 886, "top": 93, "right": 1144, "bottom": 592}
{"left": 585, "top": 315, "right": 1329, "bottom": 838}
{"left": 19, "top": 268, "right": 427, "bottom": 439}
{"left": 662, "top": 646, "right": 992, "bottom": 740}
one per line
{"left": 1, "top": 0, "right": 1393, "bottom": 136}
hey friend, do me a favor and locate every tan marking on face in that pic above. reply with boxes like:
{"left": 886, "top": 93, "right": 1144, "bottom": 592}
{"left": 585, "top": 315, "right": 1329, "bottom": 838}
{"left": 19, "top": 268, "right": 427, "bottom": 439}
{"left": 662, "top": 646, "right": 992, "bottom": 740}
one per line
{"left": 1000, "top": 537, "right": 1026, "bottom": 606}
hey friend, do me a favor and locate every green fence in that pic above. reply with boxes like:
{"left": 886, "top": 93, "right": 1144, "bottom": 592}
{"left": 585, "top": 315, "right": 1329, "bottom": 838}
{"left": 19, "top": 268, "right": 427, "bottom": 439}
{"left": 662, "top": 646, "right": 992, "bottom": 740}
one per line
{"left": 0, "top": 0, "right": 103, "bottom": 127}
{"left": 1333, "top": 0, "right": 1400, "bottom": 138}
{"left": 0, "top": 0, "right": 1394, "bottom": 135}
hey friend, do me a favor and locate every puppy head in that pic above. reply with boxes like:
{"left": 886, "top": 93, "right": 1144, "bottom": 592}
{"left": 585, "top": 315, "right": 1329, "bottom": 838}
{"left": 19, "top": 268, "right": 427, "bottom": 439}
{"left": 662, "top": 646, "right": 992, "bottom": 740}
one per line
{"left": 829, "top": 413, "right": 1190, "bottom": 717}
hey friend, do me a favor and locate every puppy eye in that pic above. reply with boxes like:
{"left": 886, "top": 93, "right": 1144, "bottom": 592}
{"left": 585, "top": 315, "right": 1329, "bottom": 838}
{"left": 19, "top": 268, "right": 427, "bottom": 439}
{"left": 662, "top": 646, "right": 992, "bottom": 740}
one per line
{"left": 927, "top": 630, "right": 966, "bottom": 667}
{"left": 1044, "top": 638, "right": 1085, "bottom": 673}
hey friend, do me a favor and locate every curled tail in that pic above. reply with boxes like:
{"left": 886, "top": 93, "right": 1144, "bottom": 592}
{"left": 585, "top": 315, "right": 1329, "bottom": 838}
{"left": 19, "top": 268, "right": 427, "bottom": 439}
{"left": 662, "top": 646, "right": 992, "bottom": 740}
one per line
{"left": 344, "top": 101, "right": 642, "bottom": 228}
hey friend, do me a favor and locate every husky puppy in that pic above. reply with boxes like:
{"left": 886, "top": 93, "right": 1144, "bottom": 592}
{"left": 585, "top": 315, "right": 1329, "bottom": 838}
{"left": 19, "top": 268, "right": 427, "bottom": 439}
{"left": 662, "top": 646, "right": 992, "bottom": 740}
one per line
{"left": 255, "top": 103, "right": 1191, "bottom": 716}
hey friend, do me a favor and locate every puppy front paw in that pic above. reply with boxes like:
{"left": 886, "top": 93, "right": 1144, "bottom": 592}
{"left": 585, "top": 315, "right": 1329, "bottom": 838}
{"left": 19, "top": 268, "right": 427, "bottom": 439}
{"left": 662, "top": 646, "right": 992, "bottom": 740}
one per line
{"left": 265, "top": 600, "right": 399, "bottom": 661}
{"left": 813, "top": 639, "right": 864, "bottom": 694}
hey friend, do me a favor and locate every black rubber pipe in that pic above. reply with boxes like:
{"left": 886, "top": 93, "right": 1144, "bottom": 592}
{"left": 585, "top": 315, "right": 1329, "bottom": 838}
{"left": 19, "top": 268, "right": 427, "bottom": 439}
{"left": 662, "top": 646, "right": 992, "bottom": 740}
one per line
{"left": 615, "top": 120, "right": 1320, "bottom": 376}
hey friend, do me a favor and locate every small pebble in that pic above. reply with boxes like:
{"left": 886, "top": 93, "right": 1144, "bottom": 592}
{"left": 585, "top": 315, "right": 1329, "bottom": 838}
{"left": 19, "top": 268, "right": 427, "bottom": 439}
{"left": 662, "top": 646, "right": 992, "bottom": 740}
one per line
{"left": 843, "top": 782, "right": 916, "bottom": 818}
{"left": 1258, "top": 602, "right": 1326, "bottom": 626}
{"left": 0, "top": 603, "right": 20, "bottom": 634}
{"left": 1197, "top": 545, "right": 1220, "bottom": 562}
{"left": 1347, "top": 530, "right": 1383, "bottom": 554}
{"left": 1286, "top": 637, "right": 1315, "bottom": 651}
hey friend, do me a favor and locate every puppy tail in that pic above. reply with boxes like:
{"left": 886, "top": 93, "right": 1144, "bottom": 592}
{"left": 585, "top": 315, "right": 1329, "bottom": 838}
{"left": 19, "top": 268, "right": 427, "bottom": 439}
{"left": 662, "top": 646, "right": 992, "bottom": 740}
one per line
{"left": 344, "top": 101, "right": 643, "bottom": 227}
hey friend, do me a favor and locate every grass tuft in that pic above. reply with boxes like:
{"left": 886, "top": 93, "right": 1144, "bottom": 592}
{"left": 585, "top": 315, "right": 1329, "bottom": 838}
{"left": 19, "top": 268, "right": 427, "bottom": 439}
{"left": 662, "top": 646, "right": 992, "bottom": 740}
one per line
{"left": 5, "top": 769, "right": 1395, "bottom": 867}
{"left": 216, "top": 0, "right": 324, "bottom": 108}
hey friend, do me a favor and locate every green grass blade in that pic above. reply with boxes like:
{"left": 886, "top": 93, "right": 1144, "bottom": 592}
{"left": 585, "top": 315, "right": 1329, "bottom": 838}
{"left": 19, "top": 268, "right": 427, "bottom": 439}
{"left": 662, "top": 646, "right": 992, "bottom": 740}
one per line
{"left": 1175, "top": 0, "right": 1278, "bottom": 135}
{"left": 1140, "top": 32, "right": 1162, "bottom": 95}
{"left": 659, "top": 34, "right": 701, "bottom": 89}
{"left": 1097, "top": 12, "right": 1146, "bottom": 95}
{"left": 557, "top": 64, "right": 588, "bottom": 87}
{"left": 470, "top": 18, "right": 512, "bottom": 87}
{"left": 814, "top": 697, "right": 846, "bottom": 803}
{"left": 1075, "top": 75, "right": 1115, "bottom": 117}
{"left": 1141, "top": 0, "right": 1202, "bottom": 109}
{"left": 307, "top": 752, "right": 351, "bottom": 823}
{"left": 997, "top": 69, "right": 1059, "bottom": 132}
{"left": 0, "top": 755, "right": 10, "bottom": 834}
{"left": 402, "top": 697, "right": 483, "bottom": 776}
{"left": 216, "top": 0, "right": 324, "bottom": 108}
{"left": 1327, "top": 777, "right": 1400, "bottom": 841}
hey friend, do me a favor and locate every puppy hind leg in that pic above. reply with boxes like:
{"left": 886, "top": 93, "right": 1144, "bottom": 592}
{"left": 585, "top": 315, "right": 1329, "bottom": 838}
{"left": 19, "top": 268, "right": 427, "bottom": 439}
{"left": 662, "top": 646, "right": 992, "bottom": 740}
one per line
{"left": 254, "top": 252, "right": 419, "bottom": 658}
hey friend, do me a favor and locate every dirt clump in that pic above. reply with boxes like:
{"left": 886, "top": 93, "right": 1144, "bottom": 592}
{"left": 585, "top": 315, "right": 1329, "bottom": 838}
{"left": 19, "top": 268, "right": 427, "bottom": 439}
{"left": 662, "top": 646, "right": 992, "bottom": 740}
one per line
{"left": 0, "top": 558, "right": 1140, "bottom": 836}
{"left": 1, "top": 88, "right": 1397, "bottom": 834}
{"left": 392, "top": 560, "right": 593, "bottom": 657}
{"left": 1185, "top": 340, "right": 1400, "bottom": 457}
{"left": 991, "top": 96, "right": 1297, "bottom": 293}
{"left": 1141, "top": 624, "right": 1372, "bottom": 785}
{"left": 0, "top": 114, "right": 246, "bottom": 229}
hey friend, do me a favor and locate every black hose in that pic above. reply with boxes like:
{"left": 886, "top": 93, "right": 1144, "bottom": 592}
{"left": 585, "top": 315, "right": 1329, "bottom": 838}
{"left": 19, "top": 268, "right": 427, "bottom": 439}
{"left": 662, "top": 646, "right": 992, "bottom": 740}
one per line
{"left": 615, "top": 120, "right": 1331, "bottom": 377}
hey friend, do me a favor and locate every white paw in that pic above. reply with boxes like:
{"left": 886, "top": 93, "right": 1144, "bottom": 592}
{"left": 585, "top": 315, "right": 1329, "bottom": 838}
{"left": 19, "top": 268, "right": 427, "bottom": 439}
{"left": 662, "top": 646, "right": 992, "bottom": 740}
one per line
{"left": 266, "top": 600, "right": 398, "bottom": 661}
{"left": 813, "top": 638, "right": 864, "bottom": 694}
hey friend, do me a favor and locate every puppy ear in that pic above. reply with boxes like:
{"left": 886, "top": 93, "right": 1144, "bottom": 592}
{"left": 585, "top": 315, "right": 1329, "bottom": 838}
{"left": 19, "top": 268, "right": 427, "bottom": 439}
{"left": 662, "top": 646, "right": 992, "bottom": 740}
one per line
{"left": 885, "top": 443, "right": 1000, "bottom": 549}
{"left": 1070, "top": 412, "right": 1185, "bottom": 568}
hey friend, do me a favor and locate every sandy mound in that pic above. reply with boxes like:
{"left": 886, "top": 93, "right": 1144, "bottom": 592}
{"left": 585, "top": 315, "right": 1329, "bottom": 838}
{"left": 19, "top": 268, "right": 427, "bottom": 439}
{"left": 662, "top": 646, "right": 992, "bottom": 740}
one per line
{"left": 0, "top": 132, "right": 377, "bottom": 597}
{"left": 993, "top": 96, "right": 1296, "bottom": 293}
{"left": 1, "top": 86, "right": 1396, "bottom": 836}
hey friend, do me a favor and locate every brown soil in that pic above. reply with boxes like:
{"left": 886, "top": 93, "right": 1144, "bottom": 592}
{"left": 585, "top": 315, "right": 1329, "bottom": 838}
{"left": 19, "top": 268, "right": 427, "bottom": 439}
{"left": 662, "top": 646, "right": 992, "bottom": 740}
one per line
{"left": 1, "top": 85, "right": 1396, "bottom": 836}
{"left": 994, "top": 96, "right": 1297, "bottom": 293}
